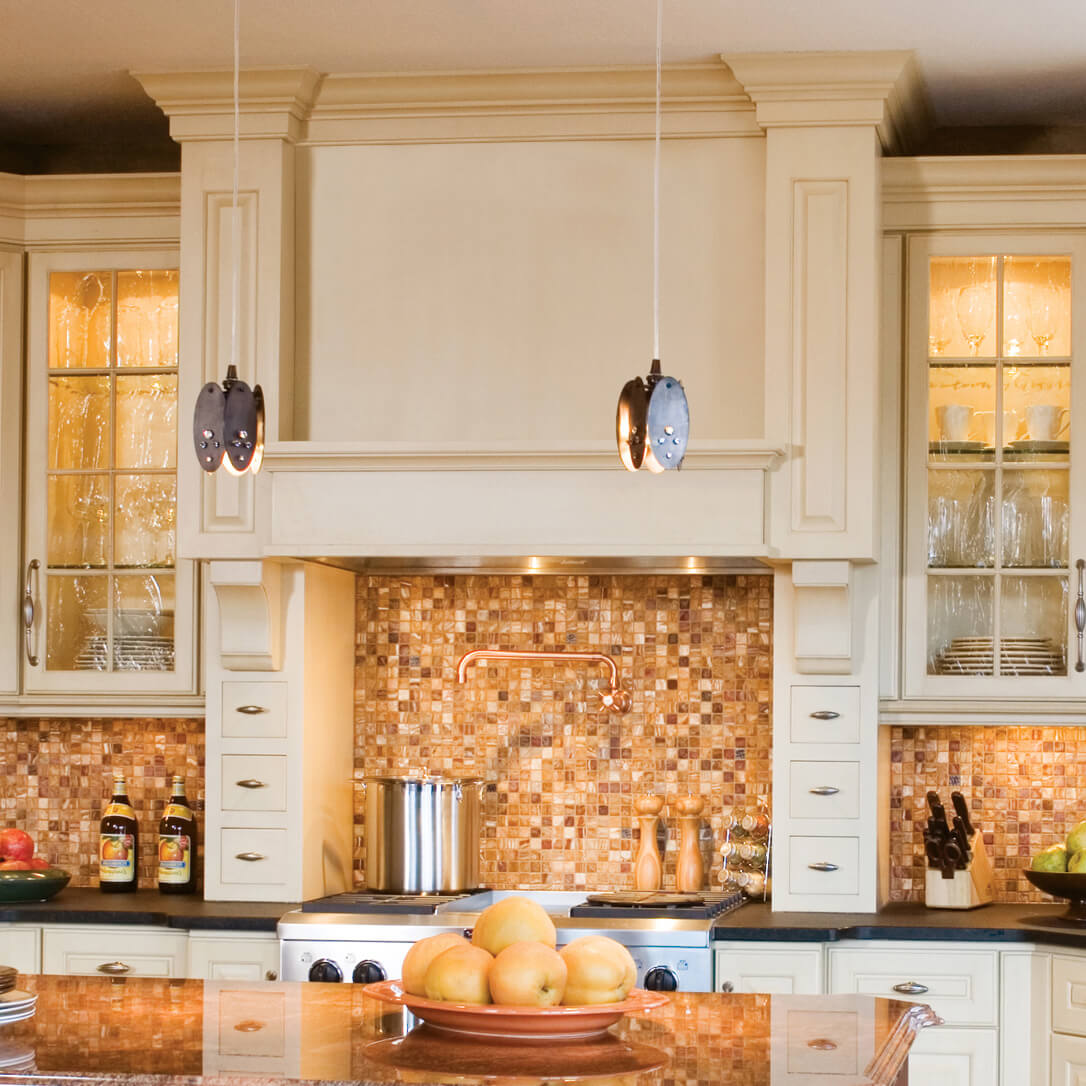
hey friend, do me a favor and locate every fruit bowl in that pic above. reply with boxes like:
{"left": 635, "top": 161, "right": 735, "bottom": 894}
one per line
{"left": 1024, "top": 870, "right": 1086, "bottom": 922}
{"left": 0, "top": 867, "right": 71, "bottom": 903}
{"left": 362, "top": 980, "right": 668, "bottom": 1043}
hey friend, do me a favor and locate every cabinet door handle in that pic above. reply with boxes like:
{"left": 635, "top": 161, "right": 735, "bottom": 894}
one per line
{"left": 1075, "top": 559, "right": 1085, "bottom": 673}
{"left": 235, "top": 779, "right": 267, "bottom": 789}
{"left": 236, "top": 704, "right": 268, "bottom": 715}
{"left": 264, "top": 970, "right": 278, "bottom": 981}
{"left": 96, "top": 961, "right": 131, "bottom": 975}
{"left": 233, "top": 1019, "right": 266, "bottom": 1032}
{"left": 809, "top": 710, "right": 840, "bottom": 720}
{"left": 23, "top": 559, "right": 39, "bottom": 667}
{"left": 235, "top": 852, "right": 266, "bottom": 862}
{"left": 807, "top": 1039, "right": 839, "bottom": 1051}
{"left": 809, "top": 786, "right": 840, "bottom": 796}
{"left": 891, "top": 981, "right": 929, "bottom": 995}
{"left": 718, "top": 981, "right": 734, "bottom": 993}
{"left": 808, "top": 861, "right": 839, "bottom": 872}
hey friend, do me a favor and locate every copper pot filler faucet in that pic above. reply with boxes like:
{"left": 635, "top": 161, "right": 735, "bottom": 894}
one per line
{"left": 456, "top": 649, "right": 632, "bottom": 714}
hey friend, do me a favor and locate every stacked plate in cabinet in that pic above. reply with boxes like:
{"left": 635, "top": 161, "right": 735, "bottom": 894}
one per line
{"left": 0, "top": 989, "right": 37, "bottom": 1026}
{"left": 932, "top": 637, "right": 1065, "bottom": 676}
{"left": 75, "top": 634, "right": 174, "bottom": 671}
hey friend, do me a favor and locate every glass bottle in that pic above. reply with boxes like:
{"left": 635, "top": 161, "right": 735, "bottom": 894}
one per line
{"left": 157, "top": 775, "right": 197, "bottom": 894}
{"left": 99, "top": 772, "right": 139, "bottom": 892}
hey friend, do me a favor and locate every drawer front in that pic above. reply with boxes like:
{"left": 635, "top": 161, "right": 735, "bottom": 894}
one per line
{"left": 222, "top": 755, "right": 288, "bottom": 812}
{"left": 790, "top": 686, "right": 861, "bottom": 744}
{"left": 216, "top": 988, "right": 287, "bottom": 1058}
{"left": 1053, "top": 955, "right": 1086, "bottom": 1036}
{"left": 1052, "top": 1032, "right": 1086, "bottom": 1086}
{"left": 828, "top": 946, "right": 997, "bottom": 1026}
{"left": 42, "top": 927, "right": 187, "bottom": 978}
{"left": 0, "top": 925, "right": 41, "bottom": 974}
{"left": 188, "top": 934, "right": 281, "bottom": 981}
{"left": 220, "top": 829, "right": 289, "bottom": 886}
{"left": 221, "top": 681, "right": 288, "bottom": 738}
{"left": 788, "top": 837, "right": 859, "bottom": 896}
{"left": 781, "top": 1008, "right": 860, "bottom": 1077}
{"left": 714, "top": 945, "right": 823, "bottom": 994}
{"left": 789, "top": 761, "right": 860, "bottom": 820}
{"left": 909, "top": 1027, "right": 998, "bottom": 1086}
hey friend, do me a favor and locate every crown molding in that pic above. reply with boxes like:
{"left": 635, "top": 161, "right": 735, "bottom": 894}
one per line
{"left": 134, "top": 67, "right": 323, "bottom": 143}
{"left": 723, "top": 51, "right": 930, "bottom": 153}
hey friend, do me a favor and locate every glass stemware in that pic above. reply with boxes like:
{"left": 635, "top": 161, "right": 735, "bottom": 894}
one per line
{"left": 1028, "top": 283, "right": 1059, "bottom": 354}
{"left": 956, "top": 284, "right": 994, "bottom": 356}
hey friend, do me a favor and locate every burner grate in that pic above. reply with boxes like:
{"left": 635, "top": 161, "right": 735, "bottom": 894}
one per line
{"left": 301, "top": 891, "right": 480, "bottom": 915}
{"left": 568, "top": 889, "right": 747, "bottom": 921}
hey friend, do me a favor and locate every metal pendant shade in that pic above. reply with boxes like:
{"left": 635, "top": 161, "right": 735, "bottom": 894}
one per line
{"left": 193, "top": 365, "right": 265, "bottom": 474}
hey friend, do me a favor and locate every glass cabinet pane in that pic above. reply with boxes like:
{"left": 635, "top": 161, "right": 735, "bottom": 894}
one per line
{"left": 928, "top": 366, "right": 996, "bottom": 461}
{"left": 42, "top": 266, "right": 179, "bottom": 675}
{"left": 930, "top": 257, "right": 997, "bottom": 359}
{"left": 1004, "top": 257, "right": 1071, "bottom": 358}
{"left": 1000, "top": 576, "right": 1068, "bottom": 675}
{"left": 1001, "top": 470, "right": 1069, "bottom": 569}
{"left": 928, "top": 470, "right": 994, "bottom": 568}
{"left": 1003, "top": 365, "right": 1070, "bottom": 452}
{"left": 928, "top": 576, "right": 994, "bottom": 675}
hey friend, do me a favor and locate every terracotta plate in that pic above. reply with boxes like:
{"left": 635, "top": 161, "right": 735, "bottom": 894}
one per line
{"left": 362, "top": 980, "right": 667, "bottom": 1043}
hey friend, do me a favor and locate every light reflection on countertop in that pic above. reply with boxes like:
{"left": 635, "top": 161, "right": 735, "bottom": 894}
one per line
{"left": 0, "top": 975, "right": 938, "bottom": 1086}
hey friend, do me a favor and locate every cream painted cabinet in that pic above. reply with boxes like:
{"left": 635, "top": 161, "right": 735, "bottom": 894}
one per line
{"left": 902, "top": 234, "right": 1086, "bottom": 701}
{"left": 23, "top": 250, "right": 196, "bottom": 696}
{"left": 187, "top": 932, "right": 280, "bottom": 981}
{"left": 41, "top": 925, "right": 188, "bottom": 977}
{"left": 713, "top": 942, "right": 823, "bottom": 994}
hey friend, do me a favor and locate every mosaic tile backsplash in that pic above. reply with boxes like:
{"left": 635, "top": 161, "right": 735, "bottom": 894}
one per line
{"left": 889, "top": 725, "right": 1086, "bottom": 903}
{"left": 354, "top": 574, "right": 774, "bottom": 892}
{"left": 0, "top": 717, "right": 204, "bottom": 889}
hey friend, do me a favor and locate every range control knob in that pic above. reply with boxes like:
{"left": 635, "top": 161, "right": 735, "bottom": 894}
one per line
{"left": 352, "top": 960, "right": 387, "bottom": 984}
{"left": 308, "top": 959, "right": 344, "bottom": 983}
{"left": 644, "top": 966, "right": 678, "bottom": 992}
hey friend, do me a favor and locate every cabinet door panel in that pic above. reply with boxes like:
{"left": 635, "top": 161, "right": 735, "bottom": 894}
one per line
{"left": 714, "top": 944, "right": 823, "bottom": 994}
{"left": 188, "top": 934, "right": 280, "bottom": 981}
{"left": 908, "top": 1027, "right": 998, "bottom": 1086}
{"left": 0, "top": 925, "right": 41, "bottom": 974}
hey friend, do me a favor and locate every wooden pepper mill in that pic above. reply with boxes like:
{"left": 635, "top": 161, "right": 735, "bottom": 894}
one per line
{"left": 674, "top": 795, "right": 705, "bottom": 892}
{"left": 633, "top": 795, "right": 665, "bottom": 891}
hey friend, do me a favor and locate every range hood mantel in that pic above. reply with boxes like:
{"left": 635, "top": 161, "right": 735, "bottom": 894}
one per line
{"left": 309, "top": 555, "right": 772, "bottom": 576}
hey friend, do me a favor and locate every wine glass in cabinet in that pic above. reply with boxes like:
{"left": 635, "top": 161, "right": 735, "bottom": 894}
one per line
{"left": 904, "top": 235, "right": 1086, "bottom": 699}
{"left": 23, "top": 252, "right": 195, "bottom": 695}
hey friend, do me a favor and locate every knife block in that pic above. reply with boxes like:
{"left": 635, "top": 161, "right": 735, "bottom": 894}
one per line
{"left": 924, "top": 832, "right": 994, "bottom": 909}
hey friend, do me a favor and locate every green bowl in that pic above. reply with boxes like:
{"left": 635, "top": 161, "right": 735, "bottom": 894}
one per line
{"left": 0, "top": 867, "right": 71, "bottom": 903}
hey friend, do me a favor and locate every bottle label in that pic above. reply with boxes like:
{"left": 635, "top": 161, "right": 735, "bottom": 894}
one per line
{"left": 158, "top": 834, "right": 191, "bottom": 884}
{"left": 99, "top": 834, "right": 135, "bottom": 883}
{"left": 162, "top": 803, "right": 193, "bottom": 822}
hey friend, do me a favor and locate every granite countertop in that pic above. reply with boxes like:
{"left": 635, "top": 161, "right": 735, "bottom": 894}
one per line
{"left": 0, "top": 890, "right": 294, "bottom": 932}
{"left": 0, "top": 974, "right": 938, "bottom": 1085}
{"left": 714, "top": 900, "right": 1086, "bottom": 947}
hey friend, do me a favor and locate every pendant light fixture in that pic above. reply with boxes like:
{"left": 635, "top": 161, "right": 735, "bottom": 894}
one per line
{"left": 616, "top": 0, "right": 689, "bottom": 472}
{"left": 192, "top": 0, "right": 264, "bottom": 476}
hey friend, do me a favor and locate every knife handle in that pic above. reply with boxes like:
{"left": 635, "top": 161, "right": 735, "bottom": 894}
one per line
{"left": 950, "top": 791, "right": 975, "bottom": 837}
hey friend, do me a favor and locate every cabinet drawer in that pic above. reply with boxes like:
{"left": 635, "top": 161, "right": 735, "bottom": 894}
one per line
{"left": 188, "top": 934, "right": 280, "bottom": 981}
{"left": 201, "top": 983, "right": 297, "bottom": 1076}
{"left": 221, "top": 829, "right": 289, "bottom": 886}
{"left": 790, "top": 686, "right": 861, "bottom": 744}
{"left": 1053, "top": 1032, "right": 1086, "bottom": 1086}
{"left": 0, "top": 925, "right": 41, "bottom": 974}
{"left": 780, "top": 1008, "right": 860, "bottom": 1076}
{"left": 789, "top": 761, "right": 860, "bottom": 820}
{"left": 42, "top": 926, "right": 187, "bottom": 977}
{"left": 788, "top": 837, "right": 859, "bottom": 896}
{"left": 221, "top": 682, "right": 288, "bottom": 738}
{"left": 828, "top": 946, "right": 997, "bottom": 1026}
{"left": 714, "top": 943, "right": 823, "bottom": 994}
{"left": 222, "top": 755, "right": 288, "bottom": 812}
{"left": 1052, "top": 955, "right": 1086, "bottom": 1036}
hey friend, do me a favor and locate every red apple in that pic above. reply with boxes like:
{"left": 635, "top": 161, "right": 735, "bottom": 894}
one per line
{"left": 28, "top": 857, "right": 51, "bottom": 871}
{"left": 0, "top": 860, "right": 32, "bottom": 871}
{"left": 0, "top": 829, "right": 33, "bottom": 862}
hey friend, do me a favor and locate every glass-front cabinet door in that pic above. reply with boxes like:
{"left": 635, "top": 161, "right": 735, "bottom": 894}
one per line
{"left": 24, "top": 251, "right": 195, "bottom": 694}
{"left": 905, "top": 234, "right": 1086, "bottom": 698}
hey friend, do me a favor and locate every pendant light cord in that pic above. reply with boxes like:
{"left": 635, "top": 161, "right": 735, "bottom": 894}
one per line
{"left": 230, "top": 0, "right": 241, "bottom": 374}
{"left": 652, "top": 0, "right": 662, "bottom": 363}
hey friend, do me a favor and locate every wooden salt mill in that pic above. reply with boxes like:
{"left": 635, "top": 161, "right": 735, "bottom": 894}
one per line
{"left": 674, "top": 795, "right": 705, "bottom": 892}
{"left": 633, "top": 795, "right": 665, "bottom": 891}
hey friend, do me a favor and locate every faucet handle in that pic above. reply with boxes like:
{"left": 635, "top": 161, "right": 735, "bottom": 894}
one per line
{"left": 600, "top": 688, "right": 632, "bottom": 714}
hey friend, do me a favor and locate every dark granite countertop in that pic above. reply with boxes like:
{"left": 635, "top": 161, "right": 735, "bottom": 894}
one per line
{"left": 0, "top": 889, "right": 293, "bottom": 931}
{"left": 715, "top": 900, "right": 1086, "bottom": 948}
{"left": 0, "top": 974, "right": 938, "bottom": 1085}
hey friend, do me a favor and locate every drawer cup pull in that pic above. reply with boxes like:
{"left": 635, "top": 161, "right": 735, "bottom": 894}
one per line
{"left": 97, "top": 961, "right": 131, "bottom": 975}
{"left": 235, "top": 851, "right": 266, "bottom": 862}
{"left": 236, "top": 779, "right": 267, "bottom": 789}
{"left": 807, "top": 1038, "right": 838, "bottom": 1051}
{"left": 808, "top": 862, "right": 839, "bottom": 872}
{"left": 236, "top": 705, "right": 268, "bottom": 715}
{"left": 234, "top": 1019, "right": 266, "bottom": 1033}
{"left": 809, "top": 786, "right": 841, "bottom": 796}
{"left": 809, "top": 710, "right": 841, "bottom": 720}
{"left": 891, "top": 981, "right": 929, "bottom": 995}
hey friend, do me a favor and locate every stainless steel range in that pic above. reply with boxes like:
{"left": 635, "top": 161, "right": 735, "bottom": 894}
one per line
{"left": 278, "top": 890, "right": 744, "bottom": 992}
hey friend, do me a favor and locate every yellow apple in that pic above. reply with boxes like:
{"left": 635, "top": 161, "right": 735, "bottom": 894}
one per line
{"left": 471, "top": 895, "right": 557, "bottom": 956}
{"left": 559, "top": 935, "right": 637, "bottom": 1005}
{"left": 489, "top": 940, "right": 568, "bottom": 1007}
{"left": 424, "top": 943, "right": 494, "bottom": 1004}
{"left": 401, "top": 932, "right": 470, "bottom": 996}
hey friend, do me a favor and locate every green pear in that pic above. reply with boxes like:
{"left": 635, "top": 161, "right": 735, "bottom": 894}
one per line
{"left": 1069, "top": 851, "right": 1086, "bottom": 874}
{"left": 1067, "top": 821, "right": 1086, "bottom": 855}
{"left": 1032, "top": 845, "right": 1069, "bottom": 872}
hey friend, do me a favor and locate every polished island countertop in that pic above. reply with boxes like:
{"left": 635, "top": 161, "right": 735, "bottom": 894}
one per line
{"left": 0, "top": 974, "right": 938, "bottom": 1086}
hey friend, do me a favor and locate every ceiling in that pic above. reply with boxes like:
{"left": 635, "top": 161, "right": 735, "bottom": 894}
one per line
{"left": 3, "top": 0, "right": 1086, "bottom": 172}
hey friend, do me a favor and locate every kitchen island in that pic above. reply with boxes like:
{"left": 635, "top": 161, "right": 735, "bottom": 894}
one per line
{"left": 0, "top": 974, "right": 937, "bottom": 1085}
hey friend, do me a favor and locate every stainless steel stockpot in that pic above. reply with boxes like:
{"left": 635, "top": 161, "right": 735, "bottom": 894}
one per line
{"left": 361, "top": 774, "right": 486, "bottom": 893}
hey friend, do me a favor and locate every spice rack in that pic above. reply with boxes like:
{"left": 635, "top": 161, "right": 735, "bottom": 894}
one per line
{"left": 720, "top": 798, "right": 771, "bottom": 901}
